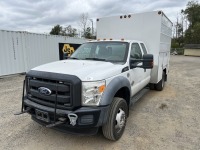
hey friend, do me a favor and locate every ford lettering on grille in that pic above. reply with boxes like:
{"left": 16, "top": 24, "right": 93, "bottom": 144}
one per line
{"left": 38, "top": 87, "right": 52, "bottom": 96}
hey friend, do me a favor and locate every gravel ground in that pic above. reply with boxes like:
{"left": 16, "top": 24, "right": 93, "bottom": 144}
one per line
{"left": 0, "top": 55, "right": 200, "bottom": 150}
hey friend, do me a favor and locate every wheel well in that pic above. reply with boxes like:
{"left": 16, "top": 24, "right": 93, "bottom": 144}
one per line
{"left": 163, "top": 68, "right": 167, "bottom": 81}
{"left": 163, "top": 68, "right": 166, "bottom": 74}
{"left": 114, "top": 87, "right": 130, "bottom": 106}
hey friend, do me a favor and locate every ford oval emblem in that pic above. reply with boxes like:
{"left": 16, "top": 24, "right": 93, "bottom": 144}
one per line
{"left": 38, "top": 87, "right": 52, "bottom": 96}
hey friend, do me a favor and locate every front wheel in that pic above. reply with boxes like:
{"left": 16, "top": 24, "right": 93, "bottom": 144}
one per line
{"left": 102, "top": 97, "right": 128, "bottom": 141}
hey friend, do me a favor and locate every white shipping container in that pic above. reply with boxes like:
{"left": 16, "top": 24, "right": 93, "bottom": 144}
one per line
{"left": 0, "top": 30, "right": 87, "bottom": 76}
{"left": 0, "top": 31, "right": 26, "bottom": 76}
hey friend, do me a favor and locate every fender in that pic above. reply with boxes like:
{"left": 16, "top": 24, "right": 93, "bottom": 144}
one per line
{"left": 100, "top": 76, "right": 131, "bottom": 106}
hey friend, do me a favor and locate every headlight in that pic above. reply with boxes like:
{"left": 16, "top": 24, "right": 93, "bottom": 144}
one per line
{"left": 82, "top": 80, "right": 106, "bottom": 106}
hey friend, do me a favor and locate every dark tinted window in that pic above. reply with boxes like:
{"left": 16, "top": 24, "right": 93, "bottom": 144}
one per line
{"left": 140, "top": 43, "right": 147, "bottom": 54}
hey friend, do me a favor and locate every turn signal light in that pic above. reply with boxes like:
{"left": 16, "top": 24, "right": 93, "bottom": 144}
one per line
{"left": 98, "top": 85, "right": 106, "bottom": 93}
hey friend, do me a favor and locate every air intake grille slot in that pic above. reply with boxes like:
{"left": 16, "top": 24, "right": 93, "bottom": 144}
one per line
{"left": 27, "top": 77, "right": 72, "bottom": 109}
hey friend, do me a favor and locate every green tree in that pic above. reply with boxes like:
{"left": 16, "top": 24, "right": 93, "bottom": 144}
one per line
{"left": 83, "top": 27, "right": 92, "bottom": 39}
{"left": 183, "top": 1, "right": 200, "bottom": 27}
{"left": 50, "top": 25, "right": 63, "bottom": 35}
{"left": 185, "top": 23, "right": 200, "bottom": 44}
{"left": 183, "top": 1, "right": 200, "bottom": 44}
{"left": 50, "top": 25, "right": 78, "bottom": 37}
{"left": 65, "top": 25, "right": 78, "bottom": 37}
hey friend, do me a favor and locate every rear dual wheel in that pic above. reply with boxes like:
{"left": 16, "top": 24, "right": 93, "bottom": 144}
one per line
{"left": 155, "top": 71, "right": 165, "bottom": 91}
{"left": 150, "top": 71, "right": 166, "bottom": 91}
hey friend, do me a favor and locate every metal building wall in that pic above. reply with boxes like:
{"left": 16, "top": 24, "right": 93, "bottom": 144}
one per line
{"left": 0, "top": 30, "right": 86, "bottom": 76}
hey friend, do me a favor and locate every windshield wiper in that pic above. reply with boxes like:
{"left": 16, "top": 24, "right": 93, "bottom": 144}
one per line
{"left": 85, "top": 58, "right": 106, "bottom": 61}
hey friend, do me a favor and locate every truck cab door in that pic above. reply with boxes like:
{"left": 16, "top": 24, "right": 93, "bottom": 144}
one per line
{"left": 129, "top": 43, "right": 150, "bottom": 96}
{"left": 129, "top": 43, "right": 145, "bottom": 96}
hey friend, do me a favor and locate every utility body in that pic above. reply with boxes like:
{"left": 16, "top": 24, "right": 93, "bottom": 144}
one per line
{"left": 17, "top": 11, "right": 172, "bottom": 140}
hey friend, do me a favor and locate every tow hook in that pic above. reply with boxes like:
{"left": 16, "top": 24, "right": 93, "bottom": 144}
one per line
{"left": 68, "top": 113, "right": 78, "bottom": 126}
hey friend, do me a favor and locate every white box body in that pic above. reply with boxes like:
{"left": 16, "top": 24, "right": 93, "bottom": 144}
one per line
{"left": 97, "top": 11, "right": 172, "bottom": 83}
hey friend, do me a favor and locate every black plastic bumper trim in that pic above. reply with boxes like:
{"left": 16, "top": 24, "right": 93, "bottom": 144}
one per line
{"left": 32, "top": 117, "right": 99, "bottom": 135}
{"left": 24, "top": 99, "right": 70, "bottom": 114}
{"left": 24, "top": 99, "right": 109, "bottom": 128}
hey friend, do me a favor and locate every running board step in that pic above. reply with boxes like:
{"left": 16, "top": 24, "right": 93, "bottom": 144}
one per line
{"left": 130, "top": 88, "right": 149, "bottom": 106}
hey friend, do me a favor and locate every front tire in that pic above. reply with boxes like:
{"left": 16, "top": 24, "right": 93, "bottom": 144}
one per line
{"left": 102, "top": 97, "right": 128, "bottom": 141}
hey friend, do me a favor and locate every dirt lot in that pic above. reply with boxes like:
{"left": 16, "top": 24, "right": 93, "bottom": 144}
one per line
{"left": 0, "top": 55, "right": 200, "bottom": 150}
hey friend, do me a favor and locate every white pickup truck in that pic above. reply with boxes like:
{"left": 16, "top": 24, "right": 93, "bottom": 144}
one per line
{"left": 17, "top": 11, "right": 172, "bottom": 141}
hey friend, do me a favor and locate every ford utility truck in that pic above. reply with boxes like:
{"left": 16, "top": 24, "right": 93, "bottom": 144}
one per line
{"left": 16, "top": 11, "right": 172, "bottom": 141}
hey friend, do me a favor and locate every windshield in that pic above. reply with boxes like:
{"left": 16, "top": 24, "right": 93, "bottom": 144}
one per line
{"left": 70, "top": 42, "right": 129, "bottom": 63}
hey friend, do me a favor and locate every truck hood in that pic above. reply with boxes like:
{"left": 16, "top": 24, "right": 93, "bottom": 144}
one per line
{"left": 31, "top": 60, "right": 125, "bottom": 81}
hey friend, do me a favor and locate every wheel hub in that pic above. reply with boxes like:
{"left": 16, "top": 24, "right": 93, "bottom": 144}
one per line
{"left": 115, "top": 108, "right": 126, "bottom": 133}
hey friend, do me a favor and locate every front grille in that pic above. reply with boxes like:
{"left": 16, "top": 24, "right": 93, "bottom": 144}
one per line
{"left": 25, "top": 70, "right": 82, "bottom": 111}
{"left": 27, "top": 77, "right": 72, "bottom": 110}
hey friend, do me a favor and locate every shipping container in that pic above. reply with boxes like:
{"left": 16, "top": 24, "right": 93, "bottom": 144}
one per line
{"left": 0, "top": 30, "right": 87, "bottom": 76}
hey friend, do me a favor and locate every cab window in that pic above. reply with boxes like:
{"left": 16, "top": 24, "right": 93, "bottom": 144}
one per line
{"left": 130, "top": 43, "right": 142, "bottom": 59}
{"left": 140, "top": 43, "right": 147, "bottom": 54}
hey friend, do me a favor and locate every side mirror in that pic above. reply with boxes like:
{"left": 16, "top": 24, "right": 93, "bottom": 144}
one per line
{"left": 142, "top": 54, "right": 154, "bottom": 69}
{"left": 130, "top": 54, "right": 153, "bottom": 69}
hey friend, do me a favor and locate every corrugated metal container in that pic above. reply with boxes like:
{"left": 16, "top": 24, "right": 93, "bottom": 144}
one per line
{"left": 0, "top": 31, "right": 26, "bottom": 76}
{"left": 0, "top": 30, "right": 87, "bottom": 76}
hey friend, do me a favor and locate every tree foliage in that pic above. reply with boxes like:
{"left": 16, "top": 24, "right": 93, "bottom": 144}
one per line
{"left": 65, "top": 25, "right": 78, "bottom": 37}
{"left": 84, "top": 27, "right": 92, "bottom": 39}
{"left": 183, "top": 1, "right": 200, "bottom": 44}
{"left": 50, "top": 25, "right": 77, "bottom": 37}
{"left": 50, "top": 25, "right": 63, "bottom": 35}
{"left": 49, "top": 13, "right": 95, "bottom": 39}
{"left": 79, "top": 13, "right": 89, "bottom": 37}
{"left": 185, "top": 23, "right": 200, "bottom": 44}
{"left": 183, "top": 1, "right": 200, "bottom": 27}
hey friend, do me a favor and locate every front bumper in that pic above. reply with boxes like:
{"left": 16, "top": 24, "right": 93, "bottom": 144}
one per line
{"left": 24, "top": 99, "right": 109, "bottom": 135}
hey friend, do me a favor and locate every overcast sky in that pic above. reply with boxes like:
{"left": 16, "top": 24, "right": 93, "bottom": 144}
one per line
{"left": 0, "top": 0, "right": 196, "bottom": 34}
